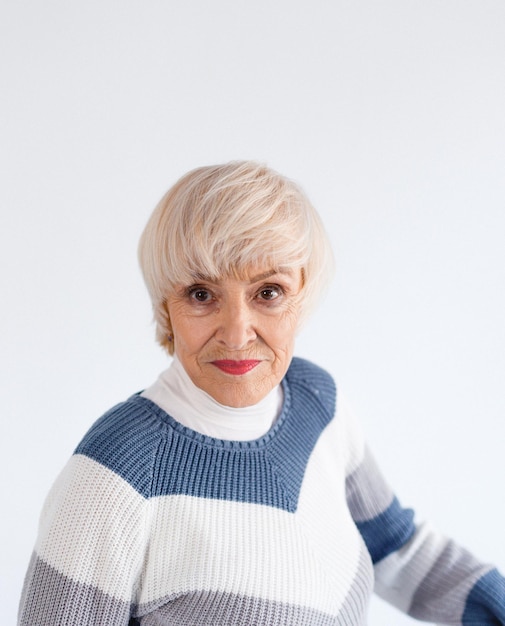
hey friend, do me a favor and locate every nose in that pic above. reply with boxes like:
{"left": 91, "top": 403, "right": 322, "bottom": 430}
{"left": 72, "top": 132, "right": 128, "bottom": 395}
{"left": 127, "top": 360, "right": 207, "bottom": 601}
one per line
{"left": 215, "top": 298, "right": 256, "bottom": 350}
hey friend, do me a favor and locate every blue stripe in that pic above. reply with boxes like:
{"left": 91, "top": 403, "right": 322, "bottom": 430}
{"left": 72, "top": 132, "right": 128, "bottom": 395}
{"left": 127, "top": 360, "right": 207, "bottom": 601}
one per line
{"left": 355, "top": 496, "right": 415, "bottom": 564}
{"left": 462, "top": 568, "right": 505, "bottom": 625}
{"left": 74, "top": 357, "right": 336, "bottom": 511}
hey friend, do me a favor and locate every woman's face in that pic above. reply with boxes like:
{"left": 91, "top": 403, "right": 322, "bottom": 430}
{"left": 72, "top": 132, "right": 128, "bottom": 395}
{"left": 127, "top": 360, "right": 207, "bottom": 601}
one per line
{"left": 166, "top": 266, "right": 303, "bottom": 407}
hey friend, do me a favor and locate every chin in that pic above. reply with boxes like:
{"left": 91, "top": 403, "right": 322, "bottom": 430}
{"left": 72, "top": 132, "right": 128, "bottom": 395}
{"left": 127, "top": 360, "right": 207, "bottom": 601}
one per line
{"left": 208, "top": 384, "right": 266, "bottom": 408}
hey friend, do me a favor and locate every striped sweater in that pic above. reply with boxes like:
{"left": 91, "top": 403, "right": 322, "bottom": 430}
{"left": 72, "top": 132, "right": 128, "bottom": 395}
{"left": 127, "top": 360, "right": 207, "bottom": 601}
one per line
{"left": 18, "top": 357, "right": 505, "bottom": 624}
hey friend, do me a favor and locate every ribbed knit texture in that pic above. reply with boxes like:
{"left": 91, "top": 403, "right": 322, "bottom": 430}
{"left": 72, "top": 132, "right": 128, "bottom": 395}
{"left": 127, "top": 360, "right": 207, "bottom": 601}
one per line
{"left": 18, "top": 357, "right": 505, "bottom": 625}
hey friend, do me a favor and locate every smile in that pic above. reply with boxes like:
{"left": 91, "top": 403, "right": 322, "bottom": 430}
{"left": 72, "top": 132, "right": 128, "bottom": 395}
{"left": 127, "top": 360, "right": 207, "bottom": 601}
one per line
{"left": 211, "top": 360, "right": 261, "bottom": 375}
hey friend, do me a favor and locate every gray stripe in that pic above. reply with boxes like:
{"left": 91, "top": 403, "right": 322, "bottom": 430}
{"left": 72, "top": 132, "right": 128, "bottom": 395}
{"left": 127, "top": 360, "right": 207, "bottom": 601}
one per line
{"left": 139, "top": 591, "right": 349, "bottom": 626}
{"left": 19, "top": 550, "right": 374, "bottom": 626}
{"left": 138, "top": 552, "right": 372, "bottom": 626}
{"left": 408, "top": 540, "right": 493, "bottom": 623}
{"left": 345, "top": 446, "right": 393, "bottom": 522}
{"left": 18, "top": 552, "right": 132, "bottom": 626}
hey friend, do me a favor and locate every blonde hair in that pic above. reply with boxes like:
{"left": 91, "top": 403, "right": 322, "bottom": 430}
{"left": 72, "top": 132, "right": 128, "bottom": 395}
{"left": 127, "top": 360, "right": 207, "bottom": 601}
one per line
{"left": 138, "top": 161, "right": 334, "bottom": 354}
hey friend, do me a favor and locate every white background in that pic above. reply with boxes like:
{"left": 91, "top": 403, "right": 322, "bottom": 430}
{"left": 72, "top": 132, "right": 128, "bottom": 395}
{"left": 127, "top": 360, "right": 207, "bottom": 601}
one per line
{"left": 2, "top": 1, "right": 505, "bottom": 624}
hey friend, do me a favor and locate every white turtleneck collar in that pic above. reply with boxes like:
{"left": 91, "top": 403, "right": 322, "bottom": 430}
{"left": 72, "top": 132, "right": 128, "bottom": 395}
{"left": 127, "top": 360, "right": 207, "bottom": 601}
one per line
{"left": 141, "top": 355, "right": 284, "bottom": 441}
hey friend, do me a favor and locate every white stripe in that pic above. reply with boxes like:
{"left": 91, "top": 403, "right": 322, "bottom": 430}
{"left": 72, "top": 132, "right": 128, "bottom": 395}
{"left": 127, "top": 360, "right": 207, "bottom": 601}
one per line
{"left": 141, "top": 493, "right": 365, "bottom": 615}
{"left": 35, "top": 455, "right": 146, "bottom": 602}
{"left": 297, "top": 416, "right": 373, "bottom": 593}
{"left": 337, "top": 394, "right": 367, "bottom": 474}
{"left": 373, "top": 522, "right": 449, "bottom": 611}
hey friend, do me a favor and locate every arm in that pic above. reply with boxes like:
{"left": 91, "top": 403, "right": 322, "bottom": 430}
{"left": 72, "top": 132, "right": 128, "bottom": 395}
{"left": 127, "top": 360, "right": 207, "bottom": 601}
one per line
{"left": 341, "top": 398, "right": 505, "bottom": 624}
{"left": 372, "top": 519, "right": 505, "bottom": 624}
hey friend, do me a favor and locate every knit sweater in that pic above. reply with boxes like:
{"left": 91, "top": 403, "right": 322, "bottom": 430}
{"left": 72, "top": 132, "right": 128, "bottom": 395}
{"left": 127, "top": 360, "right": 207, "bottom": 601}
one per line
{"left": 18, "top": 357, "right": 505, "bottom": 625}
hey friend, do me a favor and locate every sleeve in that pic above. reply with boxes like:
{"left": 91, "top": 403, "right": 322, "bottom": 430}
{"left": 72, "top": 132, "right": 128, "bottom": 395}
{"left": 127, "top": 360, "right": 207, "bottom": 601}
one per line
{"left": 340, "top": 396, "right": 505, "bottom": 625}
{"left": 18, "top": 452, "right": 148, "bottom": 625}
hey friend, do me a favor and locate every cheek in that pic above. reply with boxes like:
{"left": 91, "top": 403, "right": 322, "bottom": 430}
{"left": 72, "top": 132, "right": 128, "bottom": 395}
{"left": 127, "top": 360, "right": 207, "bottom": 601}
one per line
{"left": 268, "top": 316, "right": 297, "bottom": 355}
{"left": 174, "top": 317, "right": 214, "bottom": 354}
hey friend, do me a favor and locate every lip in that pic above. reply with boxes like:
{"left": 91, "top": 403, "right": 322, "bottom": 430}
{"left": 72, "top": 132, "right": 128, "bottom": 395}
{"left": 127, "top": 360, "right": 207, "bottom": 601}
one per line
{"left": 211, "top": 360, "right": 261, "bottom": 375}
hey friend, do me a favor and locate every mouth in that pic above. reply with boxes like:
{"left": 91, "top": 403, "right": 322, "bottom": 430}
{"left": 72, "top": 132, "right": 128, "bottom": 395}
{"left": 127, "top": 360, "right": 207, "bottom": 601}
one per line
{"left": 211, "top": 360, "right": 261, "bottom": 375}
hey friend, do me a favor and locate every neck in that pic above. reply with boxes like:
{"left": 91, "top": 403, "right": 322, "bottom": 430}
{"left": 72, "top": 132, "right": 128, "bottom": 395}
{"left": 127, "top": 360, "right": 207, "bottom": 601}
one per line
{"left": 141, "top": 355, "right": 284, "bottom": 441}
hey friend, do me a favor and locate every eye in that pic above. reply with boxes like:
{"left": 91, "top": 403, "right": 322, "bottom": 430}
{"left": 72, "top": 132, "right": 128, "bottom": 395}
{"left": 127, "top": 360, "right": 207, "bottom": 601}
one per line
{"left": 187, "top": 287, "right": 213, "bottom": 303}
{"left": 257, "top": 285, "right": 283, "bottom": 301}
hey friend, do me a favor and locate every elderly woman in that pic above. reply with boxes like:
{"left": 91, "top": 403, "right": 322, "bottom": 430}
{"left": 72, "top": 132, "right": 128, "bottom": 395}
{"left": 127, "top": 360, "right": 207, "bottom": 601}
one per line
{"left": 19, "top": 162, "right": 504, "bottom": 625}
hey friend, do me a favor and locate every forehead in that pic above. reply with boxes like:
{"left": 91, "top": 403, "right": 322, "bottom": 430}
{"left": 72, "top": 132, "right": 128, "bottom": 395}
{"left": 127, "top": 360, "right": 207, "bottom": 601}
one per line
{"left": 192, "top": 266, "right": 300, "bottom": 284}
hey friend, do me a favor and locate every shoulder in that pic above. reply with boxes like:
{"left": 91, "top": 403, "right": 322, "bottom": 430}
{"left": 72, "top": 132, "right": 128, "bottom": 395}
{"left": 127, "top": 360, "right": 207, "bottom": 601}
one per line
{"left": 285, "top": 357, "right": 337, "bottom": 418}
{"left": 74, "top": 394, "right": 168, "bottom": 497}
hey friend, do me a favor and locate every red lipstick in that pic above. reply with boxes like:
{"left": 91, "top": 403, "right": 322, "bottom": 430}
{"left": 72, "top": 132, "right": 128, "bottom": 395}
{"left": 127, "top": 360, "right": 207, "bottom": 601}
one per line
{"left": 211, "top": 360, "right": 261, "bottom": 375}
